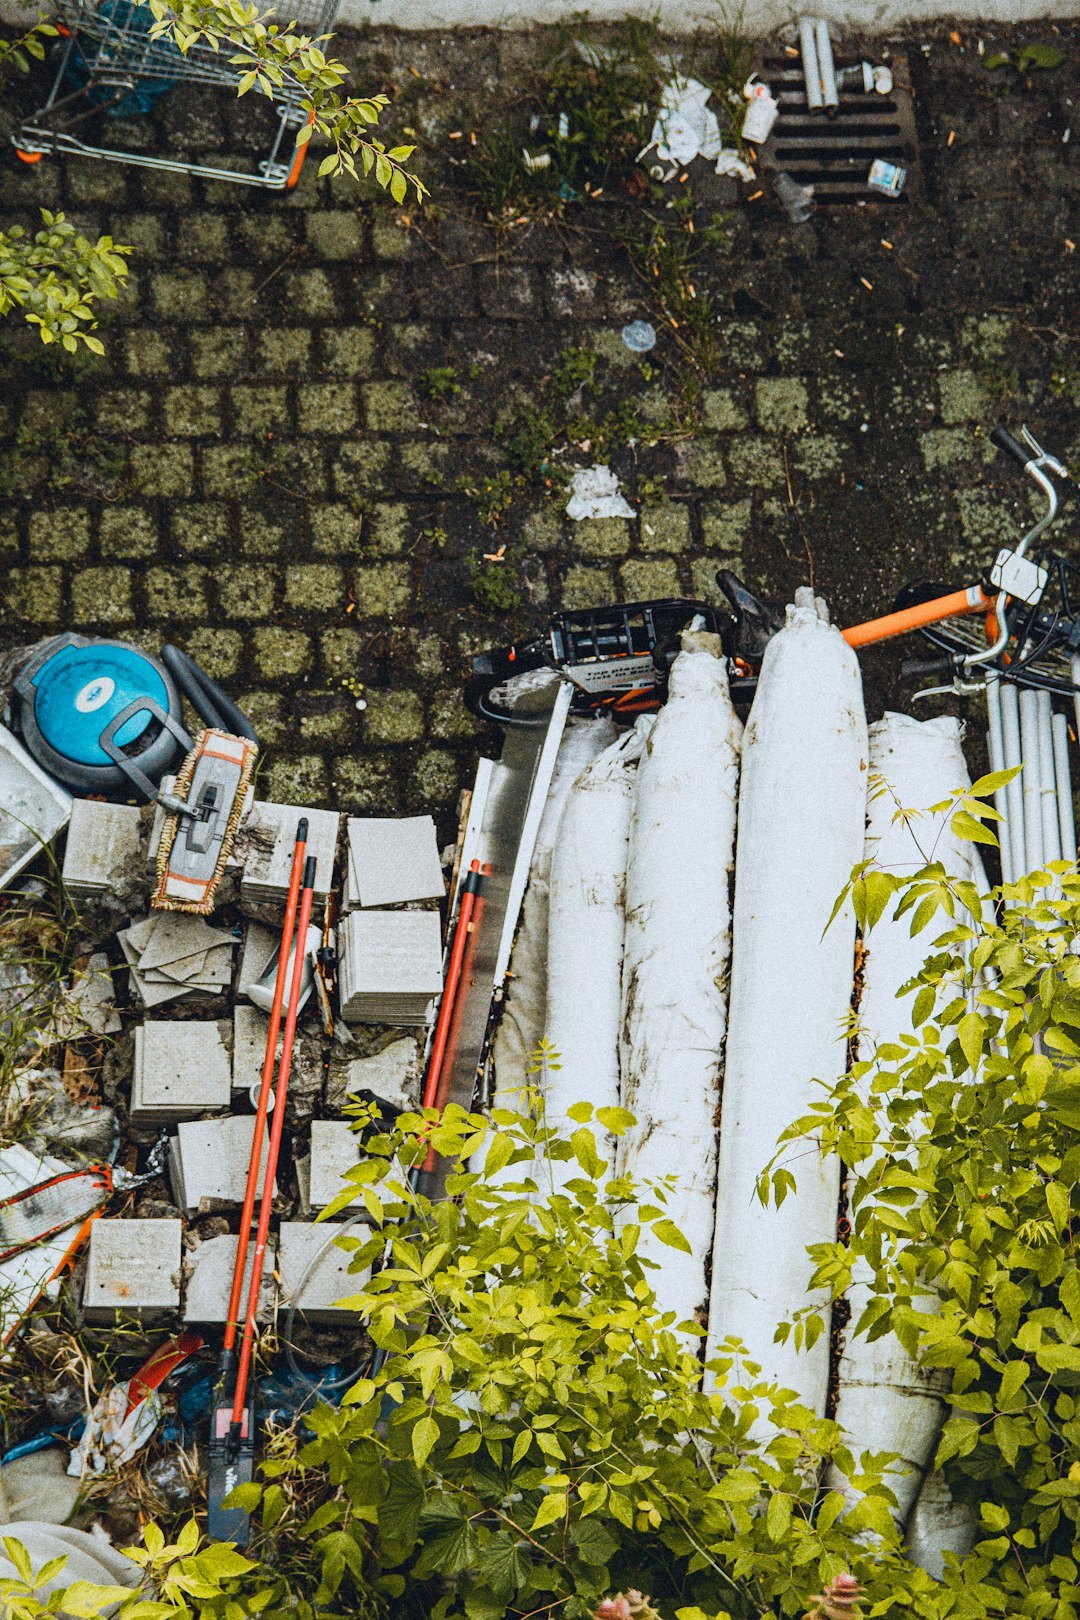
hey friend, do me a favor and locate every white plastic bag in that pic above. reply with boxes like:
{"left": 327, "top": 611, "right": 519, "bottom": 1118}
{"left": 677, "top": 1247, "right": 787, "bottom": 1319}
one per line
{"left": 706, "top": 590, "right": 867, "bottom": 1421}
{"left": 617, "top": 632, "right": 741, "bottom": 1328}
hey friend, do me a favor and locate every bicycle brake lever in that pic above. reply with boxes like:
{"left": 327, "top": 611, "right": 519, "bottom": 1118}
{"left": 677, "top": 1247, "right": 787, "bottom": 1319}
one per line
{"left": 1021, "top": 424, "right": 1069, "bottom": 479}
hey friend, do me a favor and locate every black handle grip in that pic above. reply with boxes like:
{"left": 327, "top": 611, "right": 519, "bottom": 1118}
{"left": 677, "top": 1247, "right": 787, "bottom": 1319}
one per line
{"left": 990, "top": 425, "right": 1032, "bottom": 469}
{"left": 161, "top": 644, "right": 259, "bottom": 745}
{"left": 302, "top": 855, "right": 317, "bottom": 888}
{"left": 901, "top": 655, "right": 956, "bottom": 680}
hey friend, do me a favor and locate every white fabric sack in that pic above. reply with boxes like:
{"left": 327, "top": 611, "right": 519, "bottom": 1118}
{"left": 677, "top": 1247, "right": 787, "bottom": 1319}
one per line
{"left": 829, "top": 712, "right": 977, "bottom": 1523}
{"left": 617, "top": 632, "right": 741, "bottom": 1329}
{"left": 706, "top": 589, "right": 868, "bottom": 1423}
{"left": 544, "top": 720, "right": 652, "bottom": 1190}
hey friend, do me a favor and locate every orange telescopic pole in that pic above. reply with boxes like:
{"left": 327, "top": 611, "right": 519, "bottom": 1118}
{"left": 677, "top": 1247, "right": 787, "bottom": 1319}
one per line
{"left": 841, "top": 584, "right": 995, "bottom": 651}
{"left": 419, "top": 861, "right": 484, "bottom": 1172}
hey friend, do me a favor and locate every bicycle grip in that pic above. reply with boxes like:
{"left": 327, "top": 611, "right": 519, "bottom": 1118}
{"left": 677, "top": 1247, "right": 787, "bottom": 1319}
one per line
{"left": 990, "top": 425, "right": 1032, "bottom": 468}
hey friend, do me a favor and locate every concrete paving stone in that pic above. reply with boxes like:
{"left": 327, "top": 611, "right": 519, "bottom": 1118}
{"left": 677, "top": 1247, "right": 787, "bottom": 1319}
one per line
{"left": 277, "top": 1221, "right": 369, "bottom": 1319}
{"left": 164, "top": 385, "right": 224, "bottom": 437}
{"left": 351, "top": 562, "right": 411, "bottom": 619}
{"left": 363, "top": 689, "right": 423, "bottom": 744}
{"left": 214, "top": 268, "right": 258, "bottom": 319}
{"left": 170, "top": 502, "right": 231, "bottom": 556}
{"left": 185, "top": 628, "right": 242, "bottom": 679}
{"left": 184, "top": 1232, "right": 275, "bottom": 1324}
{"left": 701, "top": 499, "right": 752, "bottom": 555}
{"left": 98, "top": 507, "right": 158, "bottom": 560}
{"left": 754, "top": 377, "right": 810, "bottom": 434}
{"left": 118, "top": 213, "right": 167, "bottom": 257}
{"left": 84, "top": 1219, "right": 182, "bottom": 1318}
{"left": 171, "top": 1115, "right": 275, "bottom": 1209}
{"left": 259, "top": 328, "right": 313, "bottom": 376}
{"left": 408, "top": 748, "right": 460, "bottom": 813}
{"left": 230, "top": 384, "right": 291, "bottom": 437}
{"left": 237, "top": 690, "right": 289, "bottom": 746}
{"left": 132, "top": 1018, "right": 232, "bottom": 1119}
{"left": 639, "top": 505, "right": 692, "bottom": 553}
{"left": 143, "top": 565, "right": 207, "bottom": 620}
{"left": 297, "top": 383, "right": 358, "bottom": 435}
{"left": 307, "top": 1119, "right": 369, "bottom": 1207}
{"left": 95, "top": 388, "right": 155, "bottom": 436}
{"left": 475, "top": 263, "right": 538, "bottom": 319}
{"left": 791, "top": 435, "right": 844, "bottom": 480}
{"left": 200, "top": 444, "right": 263, "bottom": 498}
{"left": 175, "top": 213, "right": 232, "bottom": 263}
{"left": 238, "top": 513, "right": 288, "bottom": 557}
{"left": 399, "top": 441, "right": 450, "bottom": 490}
{"left": 253, "top": 626, "right": 312, "bottom": 677}
{"left": 2, "top": 568, "right": 63, "bottom": 624}
{"left": 332, "top": 440, "right": 392, "bottom": 496}
{"left": 318, "top": 326, "right": 376, "bottom": 378}
{"left": 306, "top": 210, "right": 365, "bottom": 260}
{"left": 561, "top": 563, "right": 614, "bottom": 609}
{"left": 429, "top": 690, "right": 479, "bottom": 740}
{"left": 266, "top": 755, "right": 331, "bottom": 805}
{"left": 139, "top": 169, "right": 193, "bottom": 207}
{"left": 702, "top": 389, "right": 750, "bottom": 433}
{"left": 332, "top": 754, "right": 399, "bottom": 815}
{"left": 28, "top": 508, "right": 91, "bottom": 562}
{"left": 130, "top": 443, "right": 196, "bottom": 498}
{"left": 68, "top": 163, "right": 130, "bottom": 205}
{"left": 939, "top": 368, "right": 994, "bottom": 425}
{"left": 724, "top": 437, "right": 784, "bottom": 489}
{"left": 296, "top": 690, "right": 355, "bottom": 744}
{"left": 362, "top": 381, "right": 420, "bottom": 434}
{"left": 309, "top": 504, "right": 361, "bottom": 556}
{"left": 217, "top": 564, "right": 280, "bottom": 621}
{"left": 125, "top": 330, "right": 174, "bottom": 376}
{"left": 545, "top": 266, "right": 606, "bottom": 320}
{"left": 152, "top": 270, "right": 209, "bottom": 321}
{"left": 570, "top": 517, "right": 631, "bottom": 559}
{"left": 70, "top": 567, "right": 133, "bottom": 626}
{"left": 678, "top": 440, "right": 729, "bottom": 490}
{"left": 287, "top": 267, "right": 340, "bottom": 320}
{"left": 620, "top": 557, "right": 682, "bottom": 601}
{"left": 0, "top": 515, "right": 19, "bottom": 557}
{"left": 239, "top": 798, "right": 339, "bottom": 899}
{"left": 370, "top": 214, "right": 414, "bottom": 260}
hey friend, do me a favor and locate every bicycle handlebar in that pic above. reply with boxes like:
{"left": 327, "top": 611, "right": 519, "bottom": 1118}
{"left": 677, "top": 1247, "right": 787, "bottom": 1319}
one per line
{"left": 991, "top": 424, "right": 1033, "bottom": 469}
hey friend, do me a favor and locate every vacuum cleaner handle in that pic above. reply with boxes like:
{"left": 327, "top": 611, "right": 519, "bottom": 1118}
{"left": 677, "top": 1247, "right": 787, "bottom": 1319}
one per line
{"left": 161, "top": 644, "right": 259, "bottom": 745}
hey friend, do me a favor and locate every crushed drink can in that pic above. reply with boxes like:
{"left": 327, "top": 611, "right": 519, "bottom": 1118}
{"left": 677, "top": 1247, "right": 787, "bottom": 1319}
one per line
{"left": 867, "top": 158, "right": 906, "bottom": 196}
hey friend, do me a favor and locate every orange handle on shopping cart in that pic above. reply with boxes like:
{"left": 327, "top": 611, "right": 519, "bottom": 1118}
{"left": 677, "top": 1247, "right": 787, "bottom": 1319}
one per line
{"left": 286, "top": 111, "right": 316, "bottom": 190}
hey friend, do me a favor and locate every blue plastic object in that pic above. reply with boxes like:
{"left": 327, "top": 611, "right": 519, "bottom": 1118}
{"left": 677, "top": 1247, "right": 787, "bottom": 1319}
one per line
{"left": 31, "top": 642, "right": 169, "bottom": 767}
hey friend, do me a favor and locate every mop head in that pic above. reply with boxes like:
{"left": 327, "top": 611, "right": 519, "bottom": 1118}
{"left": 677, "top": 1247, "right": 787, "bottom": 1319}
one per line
{"left": 152, "top": 728, "right": 258, "bottom": 915}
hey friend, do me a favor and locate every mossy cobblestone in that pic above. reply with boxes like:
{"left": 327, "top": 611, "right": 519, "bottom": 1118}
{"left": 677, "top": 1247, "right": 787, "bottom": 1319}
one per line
{"left": 2, "top": 20, "right": 1078, "bottom": 827}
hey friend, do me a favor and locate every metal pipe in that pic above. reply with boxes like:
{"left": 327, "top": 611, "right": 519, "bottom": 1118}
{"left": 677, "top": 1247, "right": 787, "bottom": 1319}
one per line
{"left": 998, "top": 682, "right": 1026, "bottom": 881}
{"left": 985, "top": 678, "right": 1012, "bottom": 885}
{"left": 799, "top": 16, "right": 823, "bottom": 111}
{"left": 1037, "top": 691, "right": 1062, "bottom": 867}
{"left": 815, "top": 18, "right": 839, "bottom": 112}
{"left": 1019, "top": 688, "right": 1044, "bottom": 874}
{"left": 1052, "top": 710, "right": 1077, "bottom": 865}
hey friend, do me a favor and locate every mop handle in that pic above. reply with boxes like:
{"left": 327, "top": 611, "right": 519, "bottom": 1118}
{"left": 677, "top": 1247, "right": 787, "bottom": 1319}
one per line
{"left": 231, "top": 855, "right": 317, "bottom": 1427}
{"left": 223, "top": 819, "right": 308, "bottom": 1352}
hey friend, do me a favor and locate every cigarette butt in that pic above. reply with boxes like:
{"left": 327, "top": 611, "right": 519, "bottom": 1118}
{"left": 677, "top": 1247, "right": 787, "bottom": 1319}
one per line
{"left": 785, "top": 44, "right": 799, "bottom": 55}
{"left": 860, "top": 277, "right": 873, "bottom": 290}
{"left": 449, "top": 130, "right": 462, "bottom": 139}
{"left": 1066, "top": 239, "right": 1076, "bottom": 252}
{"left": 881, "top": 238, "right": 894, "bottom": 248}
{"left": 949, "top": 29, "right": 962, "bottom": 44}
{"left": 834, "top": 349, "right": 844, "bottom": 357}
{"left": 679, "top": 171, "right": 689, "bottom": 183}
{"left": 748, "top": 189, "right": 764, "bottom": 200}
{"left": 409, "top": 65, "right": 420, "bottom": 76}
{"left": 947, "top": 129, "right": 956, "bottom": 146}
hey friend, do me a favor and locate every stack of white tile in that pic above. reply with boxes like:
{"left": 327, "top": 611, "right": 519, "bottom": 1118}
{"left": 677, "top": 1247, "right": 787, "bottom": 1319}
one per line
{"left": 308, "top": 1120, "right": 369, "bottom": 1209}
{"left": 130, "top": 1020, "right": 232, "bottom": 1123}
{"left": 184, "top": 1233, "right": 276, "bottom": 1324}
{"left": 83, "top": 1218, "right": 182, "bottom": 1320}
{"left": 239, "top": 802, "right": 339, "bottom": 905}
{"left": 168, "top": 1115, "right": 276, "bottom": 1211}
{"left": 278, "top": 1221, "right": 369, "bottom": 1321}
{"left": 237, "top": 921, "right": 277, "bottom": 1002}
{"left": 337, "top": 911, "right": 442, "bottom": 1026}
{"left": 62, "top": 801, "right": 143, "bottom": 900}
{"left": 232, "top": 1003, "right": 273, "bottom": 1094}
{"left": 344, "top": 816, "right": 445, "bottom": 910}
{"left": 118, "top": 913, "right": 237, "bottom": 1008}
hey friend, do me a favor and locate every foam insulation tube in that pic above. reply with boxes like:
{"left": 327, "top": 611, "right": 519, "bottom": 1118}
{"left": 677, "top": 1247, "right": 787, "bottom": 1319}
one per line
{"left": 544, "top": 720, "right": 652, "bottom": 1188}
{"left": 905, "top": 1453, "right": 978, "bottom": 1578}
{"left": 984, "top": 679, "right": 1012, "bottom": 886}
{"left": 815, "top": 18, "right": 839, "bottom": 110}
{"left": 999, "top": 682, "right": 1026, "bottom": 882}
{"left": 705, "top": 589, "right": 867, "bottom": 1418}
{"left": 617, "top": 632, "right": 742, "bottom": 1328}
{"left": 1052, "top": 711, "right": 1077, "bottom": 864}
{"left": 1037, "top": 690, "right": 1062, "bottom": 867}
{"left": 828, "top": 713, "right": 975, "bottom": 1526}
{"left": 1019, "top": 688, "right": 1045, "bottom": 873}
{"left": 489, "top": 714, "right": 617, "bottom": 1117}
{"left": 799, "top": 16, "right": 822, "bottom": 110}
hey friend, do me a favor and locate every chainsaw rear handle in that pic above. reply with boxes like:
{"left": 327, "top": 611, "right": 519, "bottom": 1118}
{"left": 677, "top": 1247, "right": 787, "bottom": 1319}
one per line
{"left": 991, "top": 425, "right": 1035, "bottom": 470}
{"left": 162, "top": 645, "right": 258, "bottom": 745}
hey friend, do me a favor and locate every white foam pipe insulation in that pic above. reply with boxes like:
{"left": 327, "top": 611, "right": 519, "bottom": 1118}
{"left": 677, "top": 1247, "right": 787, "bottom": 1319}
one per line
{"left": 998, "top": 682, "right": 1027, "bottom": 882}
{"left": 828, "top": 713, "right": 978, "bottom": 1527}
{"left": 705, "top": 589, "right": 867, "bottom": 1419}
{"left": 1037, "top": 690, "right": 1063, "bottom": 869}
{"left": 815, "top": 17, "right": 839, "bottom": 109}
{"left": 984, "top": 678, "right": 1013, "bottom": 886}
{"left": 544, "top": 719, "right": 653, "bottom": 1189}
{"left": 616, "top": 631, "right": 742, "bottom": 1329}
{"left": 1019, "top": 687, "right": 1045, "bottom": 873}
{"left": 1052, "top": 711, "right": 1077, "bottom": 864}
{"left": 489, "top": 713, "right": 617, "bottom": 1119}
{"left": 798, "top": 16, "right": 823, "bottom": 110}
{"left": 905, "top": 1456, "right": 978, "bottom": 1579}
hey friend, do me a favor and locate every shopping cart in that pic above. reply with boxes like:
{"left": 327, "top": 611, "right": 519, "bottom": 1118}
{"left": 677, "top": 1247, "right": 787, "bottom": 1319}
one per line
{"left": 12, "top": 0, "right": 338, "bottom": 190}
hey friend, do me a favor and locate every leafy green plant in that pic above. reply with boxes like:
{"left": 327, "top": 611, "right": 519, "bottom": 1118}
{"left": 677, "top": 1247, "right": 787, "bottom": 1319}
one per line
{"left": 419, "top": 366, "right": 461, "bottom": 401}
{"left": 761, "top": 768, "right": 1080, "bottom": 1616}
{"left": 465, "top": 552, "right": 523, "bottom": 613}
{"left": 0, "top": 213, "right": 130, "bottom": 354}
{"left": 984, "top": 41, "right": 1068, "bottom": 72}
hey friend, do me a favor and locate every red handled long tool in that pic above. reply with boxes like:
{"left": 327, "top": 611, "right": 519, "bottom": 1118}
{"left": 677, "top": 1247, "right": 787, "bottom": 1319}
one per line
{"left": 419, "top": 860, "right": 485, "bottom": 1174}
{"left": 207, "top": 819, "right": 307, "bottom": 1544}
{"left": 210, "top": 853, "right": 317, "bottom": 1546}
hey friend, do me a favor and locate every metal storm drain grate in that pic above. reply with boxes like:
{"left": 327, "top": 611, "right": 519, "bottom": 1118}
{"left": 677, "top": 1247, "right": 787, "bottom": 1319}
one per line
{"left": 757, "top": 52, "right": 919, "bottom": 203}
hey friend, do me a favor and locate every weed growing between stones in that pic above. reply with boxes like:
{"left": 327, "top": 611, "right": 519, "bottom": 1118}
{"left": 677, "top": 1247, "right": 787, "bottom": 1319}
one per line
{"left": 464, "top": 551, "right": 523, "bottom": 614}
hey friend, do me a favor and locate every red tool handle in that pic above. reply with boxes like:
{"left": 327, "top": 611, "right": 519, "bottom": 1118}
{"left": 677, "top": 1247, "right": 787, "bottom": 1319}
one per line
{"left": 231, "top": 854, "right": 317, "bottom": 1427}
{"left": 420, "top": 861, "right": 484, "bottom": 1171}
{"left": 223, "top": 820, "right": 308, "bottom": 1352}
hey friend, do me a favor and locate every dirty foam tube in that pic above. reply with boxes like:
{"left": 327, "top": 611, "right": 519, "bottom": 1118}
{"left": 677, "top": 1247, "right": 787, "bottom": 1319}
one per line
{"left": 998, "top": 681, "right": 1026, "bottom": 882}
{"left": 544, "top": 720, "right": 651, "bottom": 1191}
{"left": 617, "top": 632, "right": 741, "bottom": 1332}
{"left": 705, "top": 589, "right": 867, "bottom": 1421}
{"left": 1052, "top": 710, "right": 1077, "bottom": 864}
{"left": 985, "top": 679, "right": 1012, "bottom": 886}
{"left": 799, "top": 16, "right": 822, "bottom": 110}
{"left": 1019, "top": 687, "right": 1044, "bottom": 874}
{"left": 828, "top": 713, "right": 979, "bottom": 1527}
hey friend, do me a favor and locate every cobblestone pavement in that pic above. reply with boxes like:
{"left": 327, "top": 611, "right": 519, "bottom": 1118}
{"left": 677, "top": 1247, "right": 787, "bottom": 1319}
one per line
{"left": 1, "top": 21, "right": 1079, "bottom": 829}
